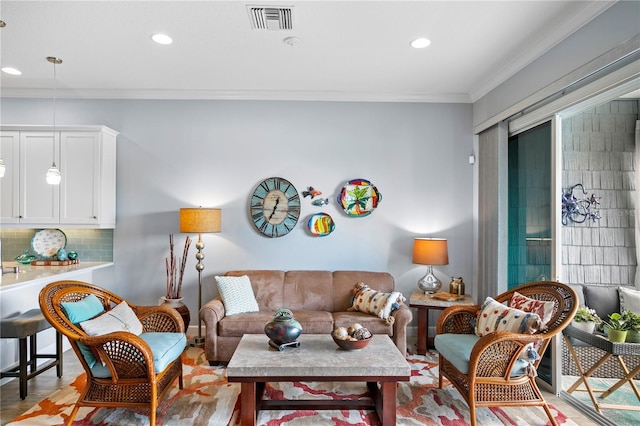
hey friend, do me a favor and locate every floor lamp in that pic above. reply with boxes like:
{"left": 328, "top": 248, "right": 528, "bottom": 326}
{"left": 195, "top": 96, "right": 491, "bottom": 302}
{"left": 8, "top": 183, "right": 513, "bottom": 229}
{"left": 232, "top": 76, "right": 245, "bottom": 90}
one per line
{"left": 180, "top": 207, "right": 221, "bottom": 347}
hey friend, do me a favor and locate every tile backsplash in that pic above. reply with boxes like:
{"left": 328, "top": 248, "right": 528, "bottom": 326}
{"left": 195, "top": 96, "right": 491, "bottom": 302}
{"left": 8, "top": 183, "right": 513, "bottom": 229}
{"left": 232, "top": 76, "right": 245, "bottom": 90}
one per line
{"left": 0, "top": 228, "right": 113, "bottom": 262}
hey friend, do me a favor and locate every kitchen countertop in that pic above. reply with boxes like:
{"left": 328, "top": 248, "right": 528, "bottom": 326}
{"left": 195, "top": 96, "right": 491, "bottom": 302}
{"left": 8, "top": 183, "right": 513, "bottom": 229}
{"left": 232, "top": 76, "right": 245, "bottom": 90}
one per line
{"left": 0, "top": 261, "right": 113, "bottom": 290}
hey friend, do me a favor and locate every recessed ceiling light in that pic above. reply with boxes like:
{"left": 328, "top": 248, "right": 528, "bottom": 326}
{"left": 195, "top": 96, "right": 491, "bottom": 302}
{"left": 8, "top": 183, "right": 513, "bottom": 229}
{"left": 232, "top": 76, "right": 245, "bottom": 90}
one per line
{"left": 1, "top": 67, "right": 22, "bottom": 75}
{"left": 151, "top": 33, "right": 173, "bottom": 45}
{"left": 411, "top": 38, "right": 431, "bottom": 49}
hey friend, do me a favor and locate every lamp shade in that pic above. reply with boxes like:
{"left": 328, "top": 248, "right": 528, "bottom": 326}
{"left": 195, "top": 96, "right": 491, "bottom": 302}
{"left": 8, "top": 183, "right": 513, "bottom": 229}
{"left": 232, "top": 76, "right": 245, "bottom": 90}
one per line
{"left": 180, "top": 208, "right": 221, "bottom": 233}
{"left": 412, "top": 238, "right": 448, "bottom": 265}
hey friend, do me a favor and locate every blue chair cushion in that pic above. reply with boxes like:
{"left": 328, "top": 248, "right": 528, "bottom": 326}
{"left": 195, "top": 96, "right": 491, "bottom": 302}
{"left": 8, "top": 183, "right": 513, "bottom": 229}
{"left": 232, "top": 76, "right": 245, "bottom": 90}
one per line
{"left": 434, "top": 333, "right": 528, "bottom": 377}
{"left": 90, "top": 332, "right": 186, "bottom": 378}
{"left": 61, "top": 294, "right": 105, "bottom": 368}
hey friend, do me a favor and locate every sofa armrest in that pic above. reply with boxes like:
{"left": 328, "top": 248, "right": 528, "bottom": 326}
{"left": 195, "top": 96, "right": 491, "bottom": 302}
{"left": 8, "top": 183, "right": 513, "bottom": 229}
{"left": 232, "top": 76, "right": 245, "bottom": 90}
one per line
{"left": 200, "top": 297, "right": 226, "bottom": 362}
{"left": 391, "top": 304, "right": 412, "bottom": 356}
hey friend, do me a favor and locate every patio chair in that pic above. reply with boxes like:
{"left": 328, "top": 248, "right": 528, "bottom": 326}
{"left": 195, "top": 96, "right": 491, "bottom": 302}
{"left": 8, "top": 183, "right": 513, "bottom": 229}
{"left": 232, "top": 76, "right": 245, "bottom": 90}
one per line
{"left": 39, "top": 280, "right": 186, "bottom": 425}
{"left": 435, "top": 281, "right": 578, "bottom": 426}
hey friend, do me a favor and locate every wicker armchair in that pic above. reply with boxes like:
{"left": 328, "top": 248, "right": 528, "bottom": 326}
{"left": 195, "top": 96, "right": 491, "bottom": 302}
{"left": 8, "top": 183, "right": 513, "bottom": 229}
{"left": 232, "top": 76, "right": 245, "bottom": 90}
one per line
{"left": 39, "top": 280, "right": 186, "bottom": 425}
{"left": 435, "top": 281, "right": 578, "bottom": 426}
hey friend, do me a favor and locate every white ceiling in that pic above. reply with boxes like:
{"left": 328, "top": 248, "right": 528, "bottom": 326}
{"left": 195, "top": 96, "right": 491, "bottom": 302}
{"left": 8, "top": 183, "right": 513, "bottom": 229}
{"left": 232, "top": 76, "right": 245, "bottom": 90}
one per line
{"left": 0, "top": 1, "right": 616, "bottom": 103}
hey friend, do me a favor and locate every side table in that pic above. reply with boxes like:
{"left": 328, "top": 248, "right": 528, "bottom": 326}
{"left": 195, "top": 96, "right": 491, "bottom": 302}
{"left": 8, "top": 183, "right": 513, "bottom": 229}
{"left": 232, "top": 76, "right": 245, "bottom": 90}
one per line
{"left": 409, "top": 290, "right": 475, "bottom": 355}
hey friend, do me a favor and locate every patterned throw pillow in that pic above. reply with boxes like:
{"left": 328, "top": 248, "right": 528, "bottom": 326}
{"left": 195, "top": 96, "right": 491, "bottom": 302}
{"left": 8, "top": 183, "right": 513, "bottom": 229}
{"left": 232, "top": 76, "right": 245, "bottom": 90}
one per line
{"left": 347, "top": 282, "right": 405, "bottom": 325}
{"left": 510, "top": 291, "right": 555, "bottom": 326}
{"left": 80, "top": 301, "right": 143, "bottom": 336}
{"left": 215, "top": 275, "right": 260, "bottom": 315}
{"left": 475, "top": 296, "right": 544, "bottom": 337}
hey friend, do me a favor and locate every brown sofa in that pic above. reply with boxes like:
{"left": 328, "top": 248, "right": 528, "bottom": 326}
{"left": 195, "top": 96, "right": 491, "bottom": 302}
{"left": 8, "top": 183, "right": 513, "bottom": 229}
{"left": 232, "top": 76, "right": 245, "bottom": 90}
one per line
{"left": 200, "top": 270, "right": 412, "bottom": 364}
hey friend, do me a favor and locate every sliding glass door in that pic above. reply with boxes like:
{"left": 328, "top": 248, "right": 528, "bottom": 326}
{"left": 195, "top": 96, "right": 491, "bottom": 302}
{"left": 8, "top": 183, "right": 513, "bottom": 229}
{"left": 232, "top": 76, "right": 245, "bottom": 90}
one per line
{"left": 507, "top": 122, "right": 553, "bottom": 290}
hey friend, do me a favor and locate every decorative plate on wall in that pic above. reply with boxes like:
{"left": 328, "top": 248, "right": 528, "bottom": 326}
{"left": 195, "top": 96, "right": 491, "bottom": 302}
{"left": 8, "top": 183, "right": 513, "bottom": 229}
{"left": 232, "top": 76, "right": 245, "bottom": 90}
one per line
{"left": 31, "top": 229, "right": 67, "bottom": 258}
{"left": 337, "top": 178, "right": 382, "bottom": 217}
{"left": 307, "top": 213, "right": 335, "bottom": 237}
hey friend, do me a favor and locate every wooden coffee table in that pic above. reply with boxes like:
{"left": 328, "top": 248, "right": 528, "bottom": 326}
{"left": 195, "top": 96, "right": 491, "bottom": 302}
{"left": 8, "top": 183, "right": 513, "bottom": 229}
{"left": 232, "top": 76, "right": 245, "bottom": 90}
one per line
{"left": 227, "top": 334, "right": 411, "bottom": 426}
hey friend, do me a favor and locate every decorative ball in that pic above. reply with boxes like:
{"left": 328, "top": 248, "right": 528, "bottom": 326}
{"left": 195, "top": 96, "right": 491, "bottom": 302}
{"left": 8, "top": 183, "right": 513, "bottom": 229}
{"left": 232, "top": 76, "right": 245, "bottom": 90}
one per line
{"left": 332, "top": 327, "right": 349, "bottom": 340}
{"left": 67, "top": 251, "right": 78, "bottom": 260}
{"left": 347, "top": 323, "right": 363, "bottom": 335}
{"left": 57, "top": 248, "right": 68, "bottom": 261}
{"left": 352, "top": 328, "right": 372, "bottom": 340}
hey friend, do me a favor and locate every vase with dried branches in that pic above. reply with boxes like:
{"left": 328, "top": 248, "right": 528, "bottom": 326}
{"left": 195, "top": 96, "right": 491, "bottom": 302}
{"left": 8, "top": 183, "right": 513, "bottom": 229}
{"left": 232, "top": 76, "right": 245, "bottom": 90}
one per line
{"left": 162, "top": 234, "right": 192, "bottom": 330}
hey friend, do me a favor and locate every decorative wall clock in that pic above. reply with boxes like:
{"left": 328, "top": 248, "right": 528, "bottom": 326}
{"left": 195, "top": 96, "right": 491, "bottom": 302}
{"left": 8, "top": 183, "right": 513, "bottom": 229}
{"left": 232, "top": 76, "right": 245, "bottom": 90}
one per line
{"left": 337, "top": 178, "right": 382, "bottom": 217}
{"left": 250, "top": 177, "right": 301, "bottom": 238}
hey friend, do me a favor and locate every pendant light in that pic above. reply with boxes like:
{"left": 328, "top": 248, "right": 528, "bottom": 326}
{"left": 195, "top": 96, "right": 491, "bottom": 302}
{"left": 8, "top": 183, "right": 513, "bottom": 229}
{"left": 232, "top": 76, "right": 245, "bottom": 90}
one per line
{"left": 45, "top": 56, "right": 62, "bottom": 185}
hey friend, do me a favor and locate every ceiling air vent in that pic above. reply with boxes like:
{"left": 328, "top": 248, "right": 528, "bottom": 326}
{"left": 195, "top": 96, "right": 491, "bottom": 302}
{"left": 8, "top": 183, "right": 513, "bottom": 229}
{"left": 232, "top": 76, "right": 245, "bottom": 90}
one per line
{"left": 247, "top": 6, "right": 293, "bottom": 30}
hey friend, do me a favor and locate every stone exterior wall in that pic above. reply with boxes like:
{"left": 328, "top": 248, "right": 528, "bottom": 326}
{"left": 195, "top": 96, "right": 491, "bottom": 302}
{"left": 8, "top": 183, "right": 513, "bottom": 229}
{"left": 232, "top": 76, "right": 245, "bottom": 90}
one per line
{"left": 561, "top": 99, "right": 638, "bottom": 286}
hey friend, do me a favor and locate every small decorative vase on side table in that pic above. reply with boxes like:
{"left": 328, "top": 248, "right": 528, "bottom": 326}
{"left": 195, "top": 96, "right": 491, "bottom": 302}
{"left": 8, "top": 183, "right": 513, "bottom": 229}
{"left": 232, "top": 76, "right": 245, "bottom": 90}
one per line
{"left": 161, "top": 297, "right": 190, "bottom": 332}
{"left": 571, "top": 321, "right": 596, "bottom": 334}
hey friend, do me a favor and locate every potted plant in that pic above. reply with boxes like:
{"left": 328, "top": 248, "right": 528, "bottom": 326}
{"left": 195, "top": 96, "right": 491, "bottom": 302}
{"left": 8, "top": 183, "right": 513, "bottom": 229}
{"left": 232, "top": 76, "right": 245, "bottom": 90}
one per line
{"left": 162, "top": 234, "right": 192, "bottom": 329}
{"left": 622, "top": 310, "right": 640, "bottom": 343}
{"left": 572, "top": 306, "right": 600, "bottom": 334}
{"left": 602, "top": 312, "right": 628, "bottom": 343}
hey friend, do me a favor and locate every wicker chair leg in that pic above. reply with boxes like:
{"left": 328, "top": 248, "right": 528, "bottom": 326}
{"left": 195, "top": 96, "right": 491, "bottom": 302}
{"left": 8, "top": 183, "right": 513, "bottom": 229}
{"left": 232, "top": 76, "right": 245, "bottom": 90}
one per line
{"left": 468, "top": 395, "right": 477, "bottom": 426}
{"left": 66, "top": 404, "right": 81, "bottom": 426}
{"left": 542, "top": 403, "right": 558, "bottom": 426}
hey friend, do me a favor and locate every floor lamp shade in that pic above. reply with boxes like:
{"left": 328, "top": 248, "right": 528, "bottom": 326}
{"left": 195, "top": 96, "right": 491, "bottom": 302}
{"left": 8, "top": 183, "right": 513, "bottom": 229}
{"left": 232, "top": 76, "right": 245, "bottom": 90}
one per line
{"left": 180, "top": 208, "right": 221, "bottom": 233}
{"left": 413, "top": 238, "right": 448, "bottom": 294}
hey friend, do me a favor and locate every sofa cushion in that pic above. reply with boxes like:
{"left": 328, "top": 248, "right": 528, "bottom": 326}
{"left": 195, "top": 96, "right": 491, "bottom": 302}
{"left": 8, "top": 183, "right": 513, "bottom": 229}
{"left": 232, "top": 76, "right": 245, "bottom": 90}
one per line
{"left": 218, "top": 312, "right": 274, "bottom": 336}
{"left": 225, "top": 270, "right": 285, "bottom": 311}
{"left": 289, "top": 310, "right": 334, "bottom": 334}
{"left": 283, "top": 271, "right": 334, "bottom": 311}
{"left": 583, "top": 286, "right": 619, "bottom": 321}
{"left": 333, "top": 311, "right": 393, "bottom": 335}
{"left": 476, "top": 297, "right": 543, "bottom": 337}
{"left": 619, "top": 286, "right": 640, "bottom": 314}
{"left": 215, "top": 275, "right": 260, "bottom": 315}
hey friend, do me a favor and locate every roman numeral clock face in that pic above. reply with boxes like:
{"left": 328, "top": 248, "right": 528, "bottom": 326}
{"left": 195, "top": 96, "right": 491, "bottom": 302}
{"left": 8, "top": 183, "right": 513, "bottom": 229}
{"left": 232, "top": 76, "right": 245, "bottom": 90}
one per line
{"left": 250, "top": 177, "right": 301, "bottom": 238}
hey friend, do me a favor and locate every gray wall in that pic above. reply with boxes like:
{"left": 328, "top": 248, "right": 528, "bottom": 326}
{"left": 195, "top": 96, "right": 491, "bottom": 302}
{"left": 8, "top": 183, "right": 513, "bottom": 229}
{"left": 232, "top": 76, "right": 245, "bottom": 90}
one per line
{"left": 562, "top": 99, "right": 638, "bottom": 286}
{"left": 1, "top": 99, "right": 474, "bottom": 321}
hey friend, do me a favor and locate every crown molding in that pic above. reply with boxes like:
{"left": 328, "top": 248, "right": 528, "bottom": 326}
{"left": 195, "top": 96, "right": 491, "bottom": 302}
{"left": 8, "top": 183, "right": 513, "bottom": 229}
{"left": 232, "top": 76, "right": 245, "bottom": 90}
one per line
{"left": 1, "top": 88, "right": 473, "bottom": 104}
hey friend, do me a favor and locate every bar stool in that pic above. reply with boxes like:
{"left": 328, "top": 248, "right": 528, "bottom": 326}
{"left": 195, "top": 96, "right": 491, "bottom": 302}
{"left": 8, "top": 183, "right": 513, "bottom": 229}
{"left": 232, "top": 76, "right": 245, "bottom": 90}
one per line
{"left": 1, "top": 309, "right": 63, "bottom": 399}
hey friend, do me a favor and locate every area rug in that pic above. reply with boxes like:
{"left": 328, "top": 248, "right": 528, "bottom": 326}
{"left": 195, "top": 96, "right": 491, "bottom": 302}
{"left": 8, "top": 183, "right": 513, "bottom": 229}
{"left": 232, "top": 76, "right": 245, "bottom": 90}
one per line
{"left": 562, "top": 375, "right": 640, "bottom": 426}
{"left": 8, "top": 347, "right": 578, "bottom": 425}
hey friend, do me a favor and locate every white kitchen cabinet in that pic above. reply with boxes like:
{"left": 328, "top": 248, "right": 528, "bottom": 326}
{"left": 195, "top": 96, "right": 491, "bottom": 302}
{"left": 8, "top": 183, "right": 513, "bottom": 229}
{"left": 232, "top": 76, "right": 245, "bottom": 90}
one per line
{"left": 0, "top": 131, "right": 21, "bottom": 224}
{"left": 0, "top": 125, "right": 118, "bottom": 228}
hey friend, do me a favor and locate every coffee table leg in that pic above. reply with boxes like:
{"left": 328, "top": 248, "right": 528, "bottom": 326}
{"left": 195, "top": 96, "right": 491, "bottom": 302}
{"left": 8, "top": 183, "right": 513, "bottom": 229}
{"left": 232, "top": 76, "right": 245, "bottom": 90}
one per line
{"left": 368, "top": 381, "right": 397, "bottom": 426}
{"left": 380, "top": 381, "right": 397, "bottom": 426}
{"left": 240, "top": 382, "right": 257, "bottom": 426}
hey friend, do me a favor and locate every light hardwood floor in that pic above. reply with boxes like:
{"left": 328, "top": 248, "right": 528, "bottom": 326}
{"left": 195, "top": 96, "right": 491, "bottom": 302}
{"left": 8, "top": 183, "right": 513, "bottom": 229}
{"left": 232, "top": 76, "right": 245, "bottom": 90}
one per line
{"left": 0, "top": 347, "right": 604, "bottom": 425}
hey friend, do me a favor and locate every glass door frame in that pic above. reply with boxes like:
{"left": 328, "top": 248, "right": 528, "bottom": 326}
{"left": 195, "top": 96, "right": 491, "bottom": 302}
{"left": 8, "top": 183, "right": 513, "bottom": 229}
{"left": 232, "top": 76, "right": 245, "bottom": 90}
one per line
{"left": 507, "top": 115, "right": 562, "bottom": 394}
